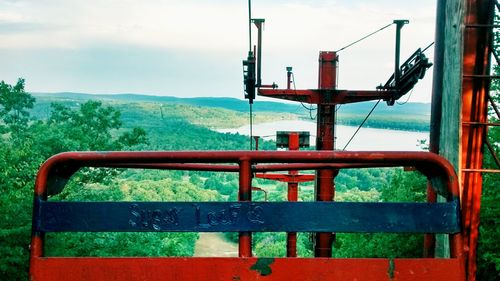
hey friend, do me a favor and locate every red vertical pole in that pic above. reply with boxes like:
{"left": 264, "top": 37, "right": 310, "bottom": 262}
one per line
{"left": 315, "top": 51, "right": 338, "bottom": 257}
{"left": 287, "top": 133, "right": 299, "bottom": 257}
{"left": 253, "top": 136, "right": 260, "bottom": 151}
{"left": 423, "top": 183, "right": 437, "bottom": 257}
{"left": 287, "top": 68, "right": 293, "bottom": 90}
{"left": 424, "top": 0, "right": 446, "bottom": 258}
{"left": 461, "top": 1, "right": 492, "bottom": 279}
{"left": 238, "top": 158, "right": 252, "bottom": 257}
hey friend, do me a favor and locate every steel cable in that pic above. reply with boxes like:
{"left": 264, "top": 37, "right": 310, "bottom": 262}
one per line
{"left": 335, "top": 22, "right": 394, "bottom": 53}
{"left": 342, "top": 99, "right": 381, "bottom": 150}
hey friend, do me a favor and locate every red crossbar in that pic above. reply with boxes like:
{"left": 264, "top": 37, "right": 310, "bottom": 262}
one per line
{"left": 30, "top": 257, "right": 464, "bottom": 281}
{"left": 30, "top": 151, "right": 465, "bottom": 280}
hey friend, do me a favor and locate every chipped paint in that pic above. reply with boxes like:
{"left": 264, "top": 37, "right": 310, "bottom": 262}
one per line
{"left": 250, "top": 258, "right": 274, "bottom": 276}
{"left": 388, "top": 258, "right": 395, "bottom": 280}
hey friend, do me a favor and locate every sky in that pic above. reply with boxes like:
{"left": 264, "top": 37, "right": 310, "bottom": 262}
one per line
{"left": 0, "top": 0, "right": 437, "bottom": 103}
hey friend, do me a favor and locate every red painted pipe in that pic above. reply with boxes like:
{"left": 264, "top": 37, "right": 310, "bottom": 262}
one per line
{"left": 255, "top": 173, "right": 315, "bottom": 184}
{"left": 287, "top": 181, "right": 298, "bottom": 257}
{"left": 31, "top": 150, "right": 463, "bottom": 263}
{"left": 287, "top": 68, "right": 292, "bottom": 90}
{"left": 251, "top": 186, "right": 268, "bottom": 201}
{"left": 287, "top": 132, "right": 299, "bottom": 257}
{"left": 461, "top": 0, "right": 493, "bottom": 279}
{"left": 424, "top": 182, "right": 438, "bottom": 258}
{"left": 238, "top": 159, "right": 252, "bottom": 257}
{"left": 104, "top": 163, "right": 391, "bottom": 172}
{"left": 34, "top": 151, "right": 460, "bottom": 197}
{"left": 315, "top": 51, "right": 338, "bottom": 257}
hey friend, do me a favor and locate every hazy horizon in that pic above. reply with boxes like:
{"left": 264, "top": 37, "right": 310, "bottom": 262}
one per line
{"left": 1, "top": 0, "right": 437, "bottom": 103}
{"left": 29, "top": 90, "right": 432, "bottom": 104}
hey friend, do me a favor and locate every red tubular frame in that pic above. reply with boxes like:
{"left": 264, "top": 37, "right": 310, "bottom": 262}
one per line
{"left": 315, "top": 51, "right": 338, "bottom": 257}
{"left": 30, "top": 150, "right": 464, "bottom": 280}
{"left": 238, "top": 158, "right": 253, "bottom": 257}
{"left": 33, "top": 151, "right": 461, "bottom": 197}
{"left": 461, "top": 1, "right": 493, "bottom": 279}
{"left": 255, "top": 132, "right": 315, "bottom": 257}
{"left": 287, "top": 133, "right": 299, "bottom": 257}
{"left": 258, "top": 89, "right": 396, "bottom": 104}
{"left": 104, "top": 162, "right": 392, "bottom": 172}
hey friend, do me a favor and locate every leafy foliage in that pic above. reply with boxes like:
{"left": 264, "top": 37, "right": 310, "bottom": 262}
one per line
{"left": 1, "top": 73, "right": 497, "bottom": 280}
{"left": 475, "top": 21, "right": 500, "bottom": 279}
{"left": 31, "top": 92, "right": 431, "bottom": 131}
{"left": 476, "top": 37, "right": 500, "bottom": 278}
{"left": 46, "top": 179, "right": 219, "bottom": 257}
{"left": 0, "top": 78, "right": 35, "bottom": 134}
{"left": 333, "top": 171, "right": 425, "bottom": 258}
{"left": 41, "top": 101, "right": 146, "bottom": 152}
{"left": 0, "top": 80, "right": 148, "bottom": 280}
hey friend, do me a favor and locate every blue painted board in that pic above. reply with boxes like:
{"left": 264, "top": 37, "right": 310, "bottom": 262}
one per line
{"left": 36, "top": 201, "right": 460, "bottom": 234}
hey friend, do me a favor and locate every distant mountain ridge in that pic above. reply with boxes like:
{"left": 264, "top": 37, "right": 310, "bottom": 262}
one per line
{"left": 32, "top": 92, "right": 431, "bottom": 116}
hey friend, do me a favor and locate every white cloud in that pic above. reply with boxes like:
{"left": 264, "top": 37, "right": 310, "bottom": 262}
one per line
{"left": 0, "top": 0, "right": 437, "bottom": 102}
{"left": 0, "top": 1, "right": 434, "bottom": 51}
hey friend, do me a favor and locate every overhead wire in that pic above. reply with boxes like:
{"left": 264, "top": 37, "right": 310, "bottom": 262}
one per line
{"left": 292, "top": 72, "right": 317, "bottom": 119}
{"left": 383, "top": 38, "right": 437, "bottom": 158}
{"left": 281, "top": 22, "right": 396, "bottom": 147}
{"left": 396, "top": 88, "right": 414, "bottom": 105}
{"left": 342, "top": 99, "right": 381, "bottom": 151}
{"left": 395, "top": 41, "right": 433, "bottom": 106}
{"left": 335, "top": 22, "right": 394, "bottom": 53}
{"left": 421, "top": 41, "right": 435, "bottom": 53}
{"left": 331, "top": 22, "right": 394, "bottom": 149}
{"left": 336, "top": 28, "right": 432, "bottom": 150}
{"left": 248, "top": 20, "right": 402, "bottom": 150}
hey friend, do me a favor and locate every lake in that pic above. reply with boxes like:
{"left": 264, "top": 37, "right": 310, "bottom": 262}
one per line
{"left": 217, "top": 120, "right": 429, "bottom": 151}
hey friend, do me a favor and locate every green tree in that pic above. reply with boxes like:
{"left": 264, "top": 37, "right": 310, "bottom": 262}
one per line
{"left": 32, "top": 101, "right": 147, "bottom": 185}
{"left": 43, "top": 101, "right": 146, "bottom": 152}
{"left": 0, "top": 78, "right": 35, "bottom": 135}
{"left": 0, "top": 80, "right": 148, "bottom": 280}
{"left": 476, "top": 47, "right": 500, "bottom": 278}
{"left": 475, "top": 22, "right": 500, "bottom": 279}
{"left": 380, "top": 169, "right": 426, "bottom": 203}
{"left": 47, "top": 179, "right": 219, "bottom": 258}
{"left": 332, "top": 170, "right": 426, "bottom": 258}
{"left": 0, "top": 80, "right": 39, "bottom": 280}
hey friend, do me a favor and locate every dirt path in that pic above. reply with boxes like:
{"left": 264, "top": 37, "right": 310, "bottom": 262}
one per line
{"left": 194, "top": 233, "right": 238, "bottom": 257}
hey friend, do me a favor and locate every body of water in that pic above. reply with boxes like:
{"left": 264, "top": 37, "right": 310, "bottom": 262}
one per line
{"left": 218, "top": 120, "right": 429, "bottom": 151}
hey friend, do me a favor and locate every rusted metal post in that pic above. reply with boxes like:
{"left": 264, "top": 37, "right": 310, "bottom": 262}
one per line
{"left": 287, "top": 67, "right": 293, "bottom": 90}
{"left": 238, "top": 158, "right": 253, "bottom": 257}
{"left": 253, "top": 19, "right": 265, "bottom": 87}
{"left": 253, "top": 136, "right": 260, "bottom": 151}
{"left": 424, "top": 182, "right": 438, "bottom": 258}
{"left": 393, "top": 20, "right": 409, "bottom": 87}
{"left": 287, "top": 132, "right": 299, "bottom": 257}
{"left": 425, "top": 0, "right": 447, "bottom": 259}
{"left": 315, "top": 51, "right": 338, "bottom": 257}
{"left": 461, "top": 0, "right": 493, "bottom": 279}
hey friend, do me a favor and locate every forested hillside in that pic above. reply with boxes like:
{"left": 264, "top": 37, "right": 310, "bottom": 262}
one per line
{"left": 0, "top": 80, "right": 497, "bottom": 280}
{"left": 32, "top": 92, "right": 431, "bottom": 132}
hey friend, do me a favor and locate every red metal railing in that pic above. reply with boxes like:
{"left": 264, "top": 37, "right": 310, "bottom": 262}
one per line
{"left": 30, "top": 150, "right": 465, "bottom": 281}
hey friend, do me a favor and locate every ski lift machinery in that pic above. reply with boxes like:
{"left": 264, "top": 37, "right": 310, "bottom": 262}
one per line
{"left": 28, "top": 1, "right": 468, "bottom": 280}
